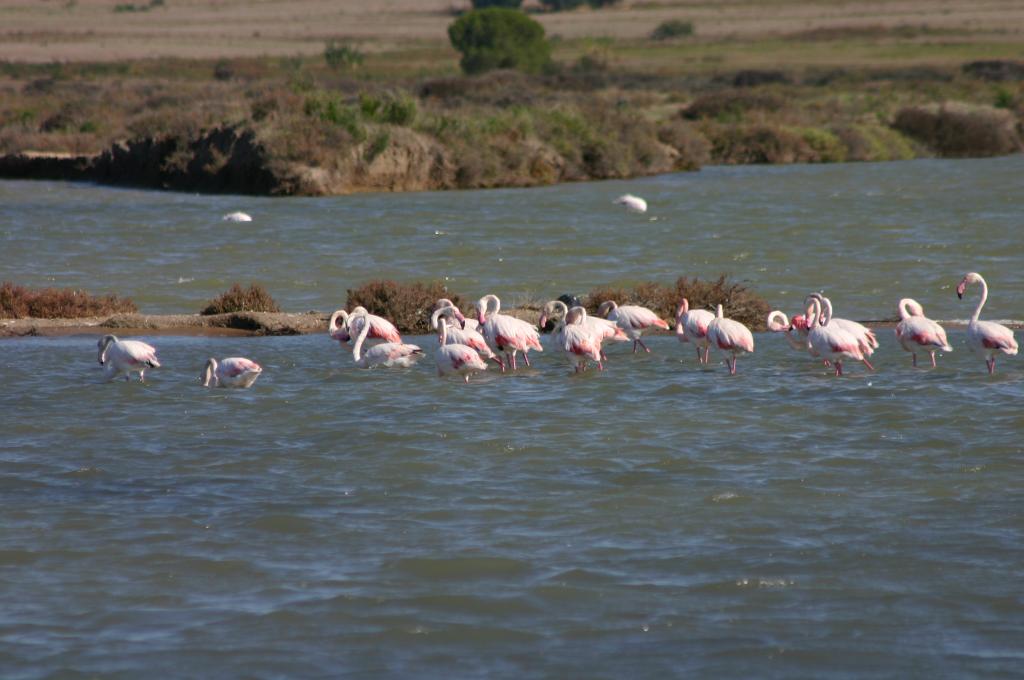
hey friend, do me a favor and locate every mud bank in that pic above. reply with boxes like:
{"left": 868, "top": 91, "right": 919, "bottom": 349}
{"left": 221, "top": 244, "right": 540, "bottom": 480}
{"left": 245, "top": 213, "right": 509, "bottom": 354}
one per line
{"left": 0, "top": 312, "right": 328, "bottom": 338}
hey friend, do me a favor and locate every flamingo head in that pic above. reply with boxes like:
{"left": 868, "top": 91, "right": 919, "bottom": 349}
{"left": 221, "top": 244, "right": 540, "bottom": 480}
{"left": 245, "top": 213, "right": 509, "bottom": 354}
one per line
{"left": 956, "top": 279, "right": 967, "bottom": 299}
{"left": 789, "top": 314, "right": 808, "bottom": 332}
{"left": 597, "top": 300, "right": 616, "bottom": 318}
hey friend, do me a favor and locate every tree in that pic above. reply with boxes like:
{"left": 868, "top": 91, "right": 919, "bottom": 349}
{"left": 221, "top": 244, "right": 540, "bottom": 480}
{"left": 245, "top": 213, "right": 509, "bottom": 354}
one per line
{"left": 448, "top": 8, "right": 552, "bottom": 75}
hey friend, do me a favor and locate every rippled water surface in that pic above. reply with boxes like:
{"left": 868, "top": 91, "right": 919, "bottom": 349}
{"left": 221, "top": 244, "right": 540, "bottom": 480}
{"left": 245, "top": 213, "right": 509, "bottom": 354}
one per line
{"left": 2, "top": 159, "right": 1023, "bottom": 677}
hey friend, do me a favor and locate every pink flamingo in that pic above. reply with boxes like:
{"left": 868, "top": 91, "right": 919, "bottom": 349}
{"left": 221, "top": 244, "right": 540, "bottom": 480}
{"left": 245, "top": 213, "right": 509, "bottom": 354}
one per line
{"left": 894, "top": 298, "right": 952, "bottom": 368}
{"left": 544, "top": 304, "right": 605, "bottom": 372}
{"left": 201, "top": 357, "right": 263, "bottom": 388}
{"left": 706, "top": 304, "right": 754, "bottom": 375}
{"left": 431, "top": 305, "right": 501, "bottom": 368}
{"left": 434, "top": 315, "right": 488, "bottom": 382}
{"left": 597, "top": 300, "right": 670, "bottom": 353}
{"left": 540, "top": 300, "right": 627, "bottom": 361}
{"left": 767, "top": 310, "right": 810, "bottom": 353}
{"left": 805, "top": 297, "right": 874, "bottom": 376}
{"left": 476, "top": 294, "right": 544, "bottom": 371}
{"left": 328, "top": 307, "right": 401, "bottom": 346}
{"left": 675, "top": 298, "right": 715, "bottom": 363}
{"left": 434, "top": 298, "right": 480, "bottom": 331}
{"left": 956, "top": 272, "right": 1018, "bottom": 374}
{"left": 807, "top": 294, "right": 878, "bottom": 357}
{"left": 97, "top": 335, "right": 160, "bottom": 382}
{"left": 351, "top": 312, "right": 423, "bottom": 368}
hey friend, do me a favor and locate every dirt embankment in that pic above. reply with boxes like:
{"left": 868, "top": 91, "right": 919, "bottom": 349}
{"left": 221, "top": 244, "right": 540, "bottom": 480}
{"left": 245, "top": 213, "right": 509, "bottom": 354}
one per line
{"left": 0, "top": 312, "right": 328, "bottom": 338}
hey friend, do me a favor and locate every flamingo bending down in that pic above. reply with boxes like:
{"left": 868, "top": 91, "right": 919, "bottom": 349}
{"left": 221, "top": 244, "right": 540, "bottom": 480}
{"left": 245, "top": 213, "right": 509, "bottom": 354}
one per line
{"left": 431, "top": 306, "right": 501, "bottom": 367}
{"left": 97, "top": 335, "right": 160, "bottom": 382}
{"left": 542, "top": 304, "right": 605, "bottom": 372}
{"left": 767, "top": 310, "right": 811, "bottom": 353}
{"left": 201, "top": 357, "right": 263, "bottom": 388}
{"left": 540, "top": 300, "right": 627, "bottom": 361}
{"left": 894, "top": 298, "right": 952, "bottom": 368}
{"left": 598, "top": 300, "right": 670, "bottom": 353}
{"left": 805, "top": 297, "right": 873, "bottom": 376}
{"left": 435, "top": 316, "right": 488, "bottom": 382}
{"left": 434, "top": 298, "right": 480, "bottom": 331}
{"left": 328, "top": 307, "right": 402, "bottom": 346}
{"left": 351, "top": 312, "right": 423, "bottom": 368}
{"left": 807, "top": 294, "right": 878, "bottom": 356}
{"left": 676, "top": 298, "right": 715, "bottom": 363}
{"left": 956, "top": 272, "right": 1018, "bottom": 374}
{"left": 705, "top": 305, "right": 754, "bottom": 375}
{"left": 613, "top": 194, "right": 647, "bottom": 213}
{"left": 476, "top": 294, "right": 544, "bottom": 371}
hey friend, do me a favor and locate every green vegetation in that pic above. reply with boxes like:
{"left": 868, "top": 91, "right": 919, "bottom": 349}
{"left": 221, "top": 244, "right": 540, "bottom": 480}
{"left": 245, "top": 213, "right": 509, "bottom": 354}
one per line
{"left": 324, "top": 42, "right": 364, "bottom": 71}
{"left": 0, "top": 281, "right": 137, "bottom": 318}
{"left": 471, "top": 0, "right": 522, "bottom": 8}
{"left": 651, "top": 20, "right": 694, "bottom": 41}
{"left": 539, "top": 0, "right": 620, "bottom": 9}
{"left": 201, "top": 283, "right": 280, "bottom": 315}
{"left": 448, "top": 8, "right": 551, "bottom": 75}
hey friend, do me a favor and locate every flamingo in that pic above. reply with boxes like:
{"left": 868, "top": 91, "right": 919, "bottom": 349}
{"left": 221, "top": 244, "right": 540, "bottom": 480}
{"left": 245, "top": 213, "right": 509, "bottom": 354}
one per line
{"left": 675, "top": 298, "right": 715, "bottom": 363}
{"left": 97, "top": 334, "right": 160, "bottom": 382}
{"left": 222, "top": 211, "right": 252, "bottom": 222}
{"left": 613, "top": 194, "right": 647, "bottom": 213}
{"left": 434, "top": 315, "right": 488, "bottom": 382}
{"left": 540, "top": 300, "right": 627, "bottom": 361}
{"left": 807, "top": 293, "right": 878, "bottom": 357}
{"left": 434, "top": 298, "right": 480, "bottom": 331}
{"left": 805, "top": 297, "right": 873, "bottom": 376}
{"left": 431, "top": 305, "right": 501, "bottom": 367}
{"left": 767, "top": 310, "right": 810, "bottom": 353}
{"left": 597, "top": 300, "right": 670, "bottom": 353}
{"left": 476, "top": 294, "right": 544, "bottom": 371}
{"left": 705, "top": 304, "right": 754, "bottom": 375}
{"left": 956, "top": 272, "right": 1018, "bottom": 374}
{"left": 541, "top": 303, "right": 607, "bottom": 372}
{"left": 201, "top": 357, "right": 263, "bottom": 388}
{"left": 328, "top": 306, "right": 402, "bottom": 346}
{"left": 350, "top": 312, "right": 423, "bottom": 368}
{"left": 894, "top": 298, "right": 952, "bottom": 368}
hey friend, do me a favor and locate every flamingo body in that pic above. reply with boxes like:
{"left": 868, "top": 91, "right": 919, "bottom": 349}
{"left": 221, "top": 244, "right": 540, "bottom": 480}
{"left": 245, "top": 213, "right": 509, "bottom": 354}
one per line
{"left": 434, "top": 316, "right": 488, "bottom": 382}
{"left": 805, "top": 298, "right": 872, "bottom": 376}
{"left": 613, "top": 194, "right": 647, "bottom": 213}
{"left": 676, "top": 299, "right": 715, "bottom": 363}
{"left": 598, "top": 301, "right": 669, "bottom": 353}
{"left": 894, "top": 298, "right": 952, "bottom": 367}
{"left": 351, "top": 312, "right": 422, "bottom": 368}
{"left": 477, "top": 295, "right": 543, "bottom": 371}
{"left": 97, "top": 335, "right": 160, "bottom": 382}
{"left": 222, "top": 211, "right": 252, "bottom": 222}
{"left": 202, "top": 357, "right": 262, "bottom": 388}
{"left": 706, "top": 305, "right": 754, "bottom": 375}
{"left": 957, "top": 272, "right": 1017, "bottom": 373}
{"left": 329, "top": 308, "right": 402, "bottom": 346}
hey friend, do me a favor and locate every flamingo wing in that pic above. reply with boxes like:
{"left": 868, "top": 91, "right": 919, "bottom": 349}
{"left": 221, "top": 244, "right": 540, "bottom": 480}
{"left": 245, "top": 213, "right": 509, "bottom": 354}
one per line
{"left": 619, "top": 305, "right": 668, "bottom": 330}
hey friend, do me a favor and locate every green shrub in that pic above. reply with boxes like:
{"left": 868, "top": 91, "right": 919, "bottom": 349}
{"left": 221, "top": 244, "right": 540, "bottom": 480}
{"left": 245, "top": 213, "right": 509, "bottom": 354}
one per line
{"left": 651, "top": 19, "right": 694, "bottom": 40}
{"left": 892, "top": 103, "right": 1021, "bottom": 157}
{"left": 324, "top": 41, "right": 364, "bottom": 71}
{"left": 201, "top": 283, "right": 280, "bottom": 315}
{"left": 683, "top": 90, "right": 784, "bottom": 121}
{"left": 0, "top": 281, "right": 137, "bottom": 319}
{"left": 346, "top": 280, "right": 467, "bottom": 334}
{"left": 365, "top": 131, "right": 390, "bottom": 162}
{"left": 304, "top": 92, "right": 366, "bottom": 142}
{"left": 800, "top": 127, "right": 847, "bottom": 162}
{"left": 448, "top": 8, "right": 552, "bottom": 75}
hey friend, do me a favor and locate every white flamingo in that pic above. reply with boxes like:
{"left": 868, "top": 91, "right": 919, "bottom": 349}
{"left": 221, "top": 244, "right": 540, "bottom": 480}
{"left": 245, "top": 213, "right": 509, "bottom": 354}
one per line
{"left": 807, "top": 293, "right": 878, "bottom": 357}
{"left": 956, "top": 272, "right": 1018, "bottom": 374}
{"left": 598, "top": 300, "right": 669, "bottom": 353}
{"left": 767, "top": 310, "right": 810, "bottom": 353}
{"left": 613, "top": 194, "right": 647, "bottom": 213}
{"left": 675, "top": 298, "right": 715, "bottom": 363}
{"left": 542, "top": 304, "right": 606, "bottom": 372}
{"left": 476, "top": 294, "right": 544, "bottom": 371}
{"left": 706, "top": 305, "right": 754, "bottom": 375}
{"left": 97, "top": 334, "right": 160, "bottom": 382}
{"left": 540, "top": 300, "right": 627, "bottom": 361}
{"left": 328, "top": 306, "right": 401, "bottom": 346}
{"left": 222, "top": 211, "right": 252, "bottom": 222}
{"left": 434, "top": 315, "right": 488, "bottom": 382}
{"left": 431, "top": 305, "right": 501, "bottom": 367}
{"left": 894, "top": 298, "right": 952, "bottom": 368}
{"left": 805, "top": 297, "right": 873, "bottom": 376}
{"left": 434, "top": 298, "right": 480, "bottom": 331}
{"left": 351, "top": 312, "right": 423, "bottom": 368}
{"left": 201, "top": 357, "right": 263, "bottom": 388}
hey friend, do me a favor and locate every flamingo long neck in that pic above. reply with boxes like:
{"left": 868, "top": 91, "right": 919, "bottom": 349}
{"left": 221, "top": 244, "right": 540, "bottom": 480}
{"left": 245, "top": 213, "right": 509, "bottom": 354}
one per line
{"left": 807, "top": 299, "right": 821, "bottom": 327}
{"left": 98, "top": 335, "right": 117, "bottom": 363}
{"left": 897, "top": 299, "right": 914, "bottom": 321}
{"left": 352, "top": 314, "right": 371, "bottom": 362}
{"left": 675, "top": 299, "right": 690, "bottom": 332}
{"left": 821, "top": 298, "right": 833, "bottom": 326}
{"left": 430, "top": 307, "right": 444, "bottom": 331}
{"left": 438, "top": 316, "right": 448, "bottom": 345}
{"left": 716, "top": 304, "right": 724, "bottom": 319}
{"left": 202, "top": 358, "right": 217, "bottom": 386}
{"left": 487, "top": 295, "right": 501, "bottom": 316}
{"left": 329, "top": 310, "right": 348, "bottom": 334}
{"left": 767, "top": 310, "right": 789, "bottom": 332}
{"left": 972, "top": 276, "right": 988, "bottom": 323}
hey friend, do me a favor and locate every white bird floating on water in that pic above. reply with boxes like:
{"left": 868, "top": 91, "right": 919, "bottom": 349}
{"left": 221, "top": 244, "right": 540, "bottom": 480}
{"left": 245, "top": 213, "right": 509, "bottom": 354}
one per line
{"left": 613, "top": 194, "right": 647, "bottom": 214}
{"left": 222, "top": 211, "right": 253, "bottom": 222}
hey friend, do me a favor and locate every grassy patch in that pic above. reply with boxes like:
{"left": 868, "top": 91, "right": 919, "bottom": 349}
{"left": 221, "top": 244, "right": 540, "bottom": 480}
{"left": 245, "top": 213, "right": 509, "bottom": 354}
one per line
{"left": 346, "top": 280, "right": 466, "bottom": 335}
{"left": 0, "top": 281, "right": 137, "bottom": 318}
{"left": 201, "top": 283, "right": 280, "bottom": 315}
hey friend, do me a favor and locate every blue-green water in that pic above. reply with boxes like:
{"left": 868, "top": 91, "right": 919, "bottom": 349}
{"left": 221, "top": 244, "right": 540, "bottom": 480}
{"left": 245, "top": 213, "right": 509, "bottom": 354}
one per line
{"left": 2, "top": 158, "right": 1023, "bottom": 677}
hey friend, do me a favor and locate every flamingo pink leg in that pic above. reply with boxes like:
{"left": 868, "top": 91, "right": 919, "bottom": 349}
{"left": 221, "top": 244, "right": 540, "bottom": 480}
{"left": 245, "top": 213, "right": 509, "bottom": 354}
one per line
{"left": 988, "top": 357, "right": 995, "bottom": 374}
{"left": 862, "top": 358, "right": 875, "bottom": 372}
{"left": 930, "top": 352, "right": 937, "bottom": 368}
{"left": 635, "top": 338, "right": 651, "bottom": 353}
{"left": 912, "top": 352, "right": 918, "bottom": 368}
{"left": 522, "top": 352, "right": 531, "bottom": 368}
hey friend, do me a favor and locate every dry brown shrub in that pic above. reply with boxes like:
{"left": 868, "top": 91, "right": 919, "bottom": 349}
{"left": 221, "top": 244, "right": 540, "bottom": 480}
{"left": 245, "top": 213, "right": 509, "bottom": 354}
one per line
{"left": 683, "top": 90, "right": 785, "bottom": 121}
{"left": 703, "top": 123, "right": 811, "bottom": 164}
{"left": 657, "top": 119, "right": 710, "bottom": 170}
{"left": 201, "top": 283, "right": 280, "bottom": 315}
{"left": 346, "top": 280, "right": 467, "bottom": 334}
{"left": 891, "top": 103, "right": 1022, "bottom": 157}
{"left": 0, "top": 281, "right": 137, "bottom": 318}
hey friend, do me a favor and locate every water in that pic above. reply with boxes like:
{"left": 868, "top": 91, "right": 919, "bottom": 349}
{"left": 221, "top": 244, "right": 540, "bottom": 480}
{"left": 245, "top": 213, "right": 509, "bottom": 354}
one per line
{"left": 2, "top": 158, "right": 1023, "bottom": 677}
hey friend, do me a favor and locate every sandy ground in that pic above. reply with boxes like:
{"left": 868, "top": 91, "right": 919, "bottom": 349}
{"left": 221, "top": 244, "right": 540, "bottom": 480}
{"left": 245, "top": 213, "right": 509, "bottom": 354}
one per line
{"left": 1, "top": 0, "right": 1022, "bottom": 63}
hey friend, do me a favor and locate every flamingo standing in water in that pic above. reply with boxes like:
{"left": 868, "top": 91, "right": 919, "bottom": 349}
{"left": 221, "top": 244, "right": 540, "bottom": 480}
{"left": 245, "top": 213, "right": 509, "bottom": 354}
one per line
{"left": 705, "top": 305, "right": 754, "bottom": 375}
{"left": 350, "top": 312, "right": 423, "bottom": 368}
{"left": 431, "top": 305, "right": 501, "bottom": 367}
{"left": 201, "top": 357, "right": 263, "bottom": 388}
{"left": 97, "top": 335, "right": 160, "bottom": 382}
{"left": 328, "top": 307, "right": 401, "bottom": 346}
{"left": 675, "top": 298, "right": 715, "bottom": 363}
{"left": 767, "top": 310, "right": 811, "bottom": 353}
{"left": 956, "top": 272, "right": 1018, "bottom": 374}
{"left": 805, "top": 297, "right": 873, "bottom": 376}
{"left": 434, "top": 315, "right": 488, "bottom": 382}
{"left": 807, "top": 294, "right": 878, "bottom": 357}
{"left": 598, "top": 300, "right": 669, "bottom": 353}
{"left": 476, "top": 294, "right": 544, "bottom": 371}
{"left": 542, "top": 304, "right": 605, "bottom": 372}
{"left": 540, "top": 300, "right": 627, "bottom": 361}
{"left": 894, "top": 298, "right": 952, "bottom": 368}
{"left": 434, "top": 298, "right": 480, "bottom": 331}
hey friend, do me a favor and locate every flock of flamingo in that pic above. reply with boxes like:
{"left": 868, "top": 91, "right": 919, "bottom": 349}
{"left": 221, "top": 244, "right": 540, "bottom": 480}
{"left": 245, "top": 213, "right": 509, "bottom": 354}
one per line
{"left": 94, "top": 271, "right": 1017, "bottom": 386}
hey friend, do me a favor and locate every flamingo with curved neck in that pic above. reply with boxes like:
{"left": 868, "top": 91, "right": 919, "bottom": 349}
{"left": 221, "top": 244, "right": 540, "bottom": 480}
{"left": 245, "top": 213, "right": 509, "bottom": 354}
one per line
{"left": 202, "top": 357, "right": 263, "bottom": 388}
{"left": 476, "top": 294, "right": 543, "bottom": 371}
{"left": 540, "top": 300, "right": 626, "bottom": 361}
{"left": 805, "top": 298, "right": 873, "bottom": 376}
{"left": 328, "top": 307, "right": 401, "bottom": 346}
{"left": 543, "top": 304, "right": 604, "bottom": 373}
{"left": 431, "top": 306, "right": 500, "bottom": 366}
{"left": 705, "top": 304, "right": 754, "bottom": 375}
{"left": 676, "top": 298, "right": 715, "bottom": 363}
{"left": 351, "top": 312, "right": 423, "bottom": 368}
{"left": 956, "top": 272, "right": 1018, "bottom": 374}
{"left": 806, "top": 293, "right": 878, "bottom": 356}
{"left": 97, "top": 334, "right": 161, "bottom": 382}
{"left": 767, "top": 310, "right": 809, "bottom": 353}
{"left": 598, "top": 300, "right": 669, "bottom": 354}
{"left": 894, "top": 298, "right": 952, "bottom": 368}
{"left": 434, "top": 315, "right": 488, "bottom": 382}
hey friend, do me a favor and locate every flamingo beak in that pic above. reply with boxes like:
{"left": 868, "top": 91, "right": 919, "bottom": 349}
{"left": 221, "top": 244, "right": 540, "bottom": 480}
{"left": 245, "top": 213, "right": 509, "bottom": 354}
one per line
{"left": 453, "top": 309, "right": 466, "bottom": 329}
{"left": 956, "top": 282, "right": 965, "bottom": 299}
{"left": 538, "top": 314, "right": 547, "bottom": 330}
{"left": 477, "top": 313, "right": 486, "bottom": 326}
